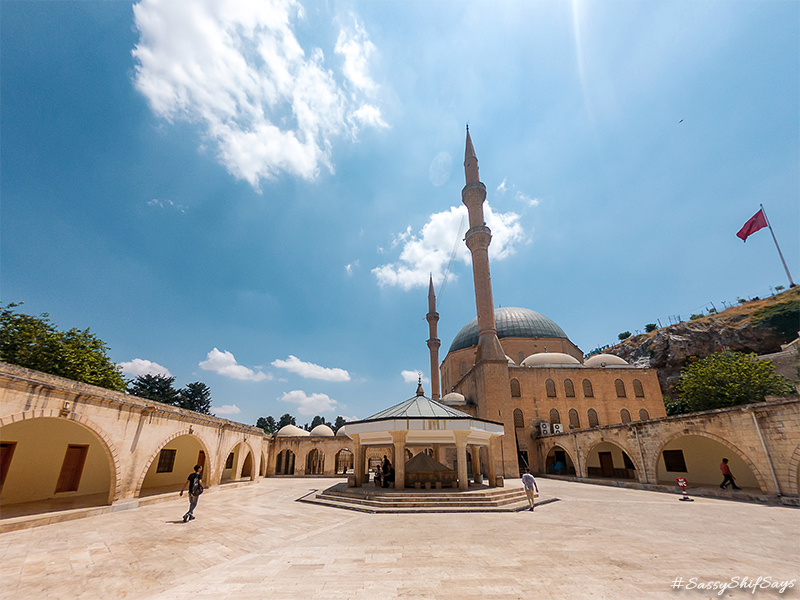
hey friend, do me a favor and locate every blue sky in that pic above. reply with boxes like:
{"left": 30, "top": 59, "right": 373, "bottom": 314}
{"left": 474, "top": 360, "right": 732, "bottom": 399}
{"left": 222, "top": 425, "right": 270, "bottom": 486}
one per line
{"left": 2, "top": 1, "right": 797, "bottom": 426}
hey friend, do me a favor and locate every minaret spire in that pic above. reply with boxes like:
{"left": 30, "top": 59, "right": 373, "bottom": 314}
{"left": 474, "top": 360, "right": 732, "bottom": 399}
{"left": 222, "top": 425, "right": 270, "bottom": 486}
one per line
{"left": 426, "top": 274, "right": 441, "bottom": 399}
{"left": 461, "top": 127, "right": 505, "bottom": 362}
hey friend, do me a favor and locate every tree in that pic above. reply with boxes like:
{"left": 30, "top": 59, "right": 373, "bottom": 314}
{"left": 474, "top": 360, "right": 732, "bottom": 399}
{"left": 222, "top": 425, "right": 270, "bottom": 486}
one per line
{"left": 178, "top": 382, "right": 212, "bottom": 414}
{"left": 128, "top": 374, "right": 179, "bottom": 405}
{"left": 644, "top": 323, "right": 657, "bottom": 333}
{"left": 310, "top": 415, "right": 329, "bottom": 429}
{"left": 256, "top": 416, "right": 277, "bottom": 434}
{"left": 277, "top": 413, "right": 296, "bottom": 429}
{"left": 675, "top": 351, "right": 793, "bottom": 412}
{"left": 618, "top": 331, "right": 631, "bottom": 341}
{"left": 0, "top": 302, "right": 125, "bottom": 392}
{"left": 775, "top": 285, "right": 785, "bottom": 293}
{"left": 333, "top": 416, "right": 347, "bottom": 432}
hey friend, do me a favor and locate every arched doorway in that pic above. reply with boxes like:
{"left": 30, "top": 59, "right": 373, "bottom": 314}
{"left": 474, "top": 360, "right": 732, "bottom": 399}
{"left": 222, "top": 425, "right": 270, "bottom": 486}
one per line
{"left": 140, "top": 434, "right": 207, "bottom": 497}
{"left": 587, "top": 441, "right": 637, "bottom": 480}
{"left": 0, "top": 417, "right": 115, "bottom": 517}
{"left": 241, "top": 452, "right": 253, "bottom": 479}
{"left": 276, "top": 449, "right": 295, "bottom": 475}
{"left": 335, "top": 449, "right": 353, "bottom": 474}
{"left": 221, "top": 442, "right": 246, "bottom": 483}
{"left": 545, "top": 445, "right": 576, "bottom": 475}
{"left": 259, "top": 452, "right": 266, "bottom": 477}
{"left": 306, "top": 448, "right": 324, "bottom": 475}
{"left": 657, "top": 435, "right": 762, "bottom": 491}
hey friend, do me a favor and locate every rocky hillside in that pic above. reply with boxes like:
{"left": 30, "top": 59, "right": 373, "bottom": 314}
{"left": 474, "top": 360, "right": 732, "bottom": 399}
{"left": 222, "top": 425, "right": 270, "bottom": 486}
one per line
{"left": 605, "top": 287, "right": 800, "bottom": 396}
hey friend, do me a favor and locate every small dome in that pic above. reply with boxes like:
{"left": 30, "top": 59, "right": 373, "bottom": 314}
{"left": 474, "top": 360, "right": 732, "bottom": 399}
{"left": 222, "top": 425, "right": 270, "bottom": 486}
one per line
{"left": 522, "top": 352, "right": 581, "bottom": 367}
{"left": 275, "top": 424, "right": 310, "bottom": 437}
{"left": 506, "top": 355, "right": 516, "bottom": 365}
{"left": 441, "top": 391, "right": 466, "bottom": 406}
{"left": 584, "top": 354, "right": 629, "bottom": 367}
{"left": 336, "top": 426, "right": 350, "bottom": 437}
{"left": 309, "top": 424, "right": 334, "bottom": 437}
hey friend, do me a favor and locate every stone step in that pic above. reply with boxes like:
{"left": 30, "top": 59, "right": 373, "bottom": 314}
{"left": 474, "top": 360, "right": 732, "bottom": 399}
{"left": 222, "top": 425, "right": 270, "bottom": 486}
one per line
{"left": 315, "top": 493, "right": 527, "bottom": 509}
{"left": 302, "top": 495, "right": 545, "bottom": 514}
{"left": 322, "top": 488, "right": 526, "bottom": 502}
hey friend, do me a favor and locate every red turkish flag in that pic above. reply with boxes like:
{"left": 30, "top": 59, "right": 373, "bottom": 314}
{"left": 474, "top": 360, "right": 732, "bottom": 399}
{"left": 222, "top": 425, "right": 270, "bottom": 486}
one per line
{"left": 736, "top": 208, "right": 767, "bottom": 242}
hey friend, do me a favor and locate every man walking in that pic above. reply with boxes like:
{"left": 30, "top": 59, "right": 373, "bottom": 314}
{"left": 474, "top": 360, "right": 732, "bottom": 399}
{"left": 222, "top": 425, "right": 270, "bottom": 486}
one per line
{"left": 521, "top": 468, "right": 539, "bottom": 511}
{"left": 180, "top": 464, "right": 204, "bottom": 522}
{"left": 719, "top": 458, "right": 740, "bottom": 490}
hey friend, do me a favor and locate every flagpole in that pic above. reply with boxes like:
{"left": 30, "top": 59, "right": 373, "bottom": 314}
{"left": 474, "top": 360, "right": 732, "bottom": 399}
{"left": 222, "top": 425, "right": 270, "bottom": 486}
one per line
{"left": 760, "top": 204, "right": 796, "bottom": 288}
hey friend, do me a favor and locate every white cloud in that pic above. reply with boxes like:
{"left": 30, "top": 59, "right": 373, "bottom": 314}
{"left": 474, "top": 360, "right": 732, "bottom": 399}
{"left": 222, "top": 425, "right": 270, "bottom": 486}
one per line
{"left": 213, "top": 404, "right": 241, "bottom": 415}
{"left": 515, "top": 191, "right": 540, "bottom": 207}
{"left": 428, "top": 152, "right": 452, "bottom": 187}
{"left": 271, "top": 355, "right": 350, "bottom": 382}
{"left": 345, "top": 260, "right": 360, "bottom": 276}
{"left": 199, "top": 348, "right": 270, "bottom": 381}
{"left": 147, "top": 198, "right": 187, "bottom": 212}
{"left": 372, "top": 203, "right": 525, "bottom": 290}
{"left": 401, "top": 370, "right": 429, "bottom": 384}
{"left": 496, "top": 178, "right": 507, "bottom": 193}
{"left": 119, "top": 358, "right": 172, "bottom": 378}
{"left": 278, "top": 390, "right": 337, "bottom": 416}
{"left": 132, "top": 0, "right": 385, "bottom": 188}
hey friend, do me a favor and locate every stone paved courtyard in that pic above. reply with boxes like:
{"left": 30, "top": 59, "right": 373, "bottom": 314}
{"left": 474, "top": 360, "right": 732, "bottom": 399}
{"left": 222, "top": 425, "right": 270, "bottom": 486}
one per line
{"left": 1, "top": 478, "right": 797, "bottom": 600}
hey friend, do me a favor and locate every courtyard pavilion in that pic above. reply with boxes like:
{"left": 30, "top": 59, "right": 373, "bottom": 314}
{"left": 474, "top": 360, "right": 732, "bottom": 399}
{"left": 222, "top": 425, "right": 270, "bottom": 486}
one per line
{"left": 342, "top": 382, "right": 505, "bottom": 490}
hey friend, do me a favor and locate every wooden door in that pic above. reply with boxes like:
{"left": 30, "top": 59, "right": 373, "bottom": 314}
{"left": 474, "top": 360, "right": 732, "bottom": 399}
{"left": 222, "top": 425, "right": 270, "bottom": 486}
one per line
{"left": 55, "top": 445, "right": 89, "bottom": 493}
{"left": 599, "top": 451, "right": 614, "bottom": 477}
{"left": 197, "top": 450, "right": 206, "bottom": 468}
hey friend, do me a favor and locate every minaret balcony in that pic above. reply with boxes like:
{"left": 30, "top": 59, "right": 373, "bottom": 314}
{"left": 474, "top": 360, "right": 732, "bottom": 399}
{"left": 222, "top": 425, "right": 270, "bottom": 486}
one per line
{"left": 465, "top": 225, "right": 492, "bottom": 251}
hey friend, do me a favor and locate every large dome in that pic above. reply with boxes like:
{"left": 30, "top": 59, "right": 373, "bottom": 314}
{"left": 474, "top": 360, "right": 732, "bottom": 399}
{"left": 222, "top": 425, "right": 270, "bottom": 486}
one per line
{"left": 448, "top": 307, "right": 568, "bottom": 353}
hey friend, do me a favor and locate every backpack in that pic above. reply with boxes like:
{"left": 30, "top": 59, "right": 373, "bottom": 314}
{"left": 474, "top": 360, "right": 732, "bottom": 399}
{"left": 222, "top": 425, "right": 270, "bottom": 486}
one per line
{"left": 190, "top": 474, "right": 203, "bottom": 496}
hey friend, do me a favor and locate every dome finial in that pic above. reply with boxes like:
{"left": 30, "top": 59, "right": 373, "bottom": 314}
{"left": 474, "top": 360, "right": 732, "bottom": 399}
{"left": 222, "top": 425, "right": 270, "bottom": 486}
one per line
{"left": 416, "top": 373, "right": 425, "bottom": 396}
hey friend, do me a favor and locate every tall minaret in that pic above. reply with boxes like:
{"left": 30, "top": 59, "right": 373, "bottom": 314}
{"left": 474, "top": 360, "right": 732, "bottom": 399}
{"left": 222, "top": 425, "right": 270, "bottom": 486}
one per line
{"left": 462, "top": 126, "right": 505, "bottom": 363}
{"left": 426, "top": 275, "right": 441, "bottom": 399}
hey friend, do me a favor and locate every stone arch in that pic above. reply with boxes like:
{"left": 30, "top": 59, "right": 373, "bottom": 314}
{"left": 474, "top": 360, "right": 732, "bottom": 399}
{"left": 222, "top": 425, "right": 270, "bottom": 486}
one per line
{"left": 538, "top": 439, "right": 579, "bottom": 475}
{"left": 633, "top": 379, "right": 645, "bottom": 397}
{"left": 241, "top": 451, "right": 254, "bottom": 479}
{"left": 587, "top": 408, "right": 599, "bottom": 427}
{"left": 586, "top": 438, "right": 643, "bottom": 478}
{"left": 135, "top": 429, "right": 211, "bottom": 498}
{"left": 582, "top": 379, "right": 594, "bottom": 397}
{"left": 220, "top": 439, "right": 256, "bottom": 482}
{"left": 305, "top": 447, "right": 325, "bottom": 475}
{"left": 786, "top": 445, "right": 800, "bottom": 496}
{"left": 276, "top": 449, "right": 296, "bottom": 475}
{"left": 259, "top": 451, "right": 267, "bottom": 477}
{"left": 335, "top": 448, "right": 354, "bottom": 474}
{"left": 649, "top": 430, "right": 769, "bottom": 493}
{"left": 0, "top": 411, "right": 120, "bottom": 506}
{"left": 639, "top": 408, "right": 650, "bottom": 421}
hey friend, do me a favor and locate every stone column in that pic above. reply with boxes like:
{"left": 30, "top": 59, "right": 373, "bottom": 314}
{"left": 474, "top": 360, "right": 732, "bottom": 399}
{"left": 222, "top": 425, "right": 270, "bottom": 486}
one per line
{"left": 391, "top": 431, "right": 407, "bottom": 490}
{"left": 351, "top": 434, "right": 363, "bottom": 487}
{"left": 487, "top": 440, "right": 497, "bottom": 487}
{"left": 433, "top": 443, "right": 445, "bottom": 465}
{"left": 455, "top": 432, "right": 470, "bottom": 490}
{"left": 471, "top": 446, "right": 481, "bottom": 481}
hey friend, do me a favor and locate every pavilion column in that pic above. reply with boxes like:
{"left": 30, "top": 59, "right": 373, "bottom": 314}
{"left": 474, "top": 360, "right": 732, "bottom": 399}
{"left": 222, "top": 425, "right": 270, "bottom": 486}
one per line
{"left": 351, "top": 434, "right": 363, "bottom": 487}
{"left": 455, "top": 432, "right": 470, "bottom": 490}
{"left": 470, "top": 446, "right": 481, "bottom": 481}
{"left": 391, "top": 431, "right": 407, "bottom": 490}
{"left": 487, "top": 439, "right": 497, "bottom": 487}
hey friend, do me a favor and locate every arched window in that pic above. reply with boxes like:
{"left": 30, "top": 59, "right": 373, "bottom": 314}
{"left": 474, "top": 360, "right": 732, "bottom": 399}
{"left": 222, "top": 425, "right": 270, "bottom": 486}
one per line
{"left": 564, "top": 378, "right": 575, "bottom": 397}
{"left": 633, "top": 379, "right": 645, "bottom": 397}
{"left": 513, "top": 408, "right": 524, "bottom": 428}
{"left": 615, "top": 379, "right": 627, "bottom": 398}
{"left": 549, "top": 408, "right": 561, "bottom": 425}
{"left": 568, "top": 408, "right": 580, "bottom": 429}
{"left": 518, "top": 352, "right": 525, "bottom": 364}
{"left": 639, "top": 408, "right": 650, "bottom": 421}
{"left": 510, "top": 378, "right": 521, "bottom": 397}
{"left": 582, "top": 379, "right": 594, "bottom": 398}
{"left": 545, "top": 379, "right": 557, "bottom": 397}
{"left": 587, "top": 408, "right": 599, "bottom": 428}
{"left": 460, "top": 362, "right": 467, "bottom": 376}
{"left": 620, "top": 408, "right": 631, "bottom": 423}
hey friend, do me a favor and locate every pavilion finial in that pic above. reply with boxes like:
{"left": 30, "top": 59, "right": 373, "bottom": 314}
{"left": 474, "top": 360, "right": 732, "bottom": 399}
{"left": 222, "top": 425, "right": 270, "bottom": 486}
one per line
{"left": 416, "top": 374, "right": 425, "bottom": 396}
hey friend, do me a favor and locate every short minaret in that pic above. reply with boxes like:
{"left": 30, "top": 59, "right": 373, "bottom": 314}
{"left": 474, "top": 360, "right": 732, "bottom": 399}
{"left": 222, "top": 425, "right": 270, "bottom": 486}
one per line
{"left": 426, "top": 275, "right": 441, "bottom": 399}
{"left": 462, "top": 126, "right": 505, "bottom": 363}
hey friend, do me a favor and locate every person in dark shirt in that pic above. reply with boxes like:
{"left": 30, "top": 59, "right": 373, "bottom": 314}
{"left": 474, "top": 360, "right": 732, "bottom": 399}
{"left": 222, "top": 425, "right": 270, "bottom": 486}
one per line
{"left": 179, "top": 464, "right": 204, "bottom": 521}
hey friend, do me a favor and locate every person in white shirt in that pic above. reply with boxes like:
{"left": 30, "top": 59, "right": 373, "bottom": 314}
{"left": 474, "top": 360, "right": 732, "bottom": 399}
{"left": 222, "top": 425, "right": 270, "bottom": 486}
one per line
{"left": 521, "top": 468, "right": 538, "bottom": 511}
